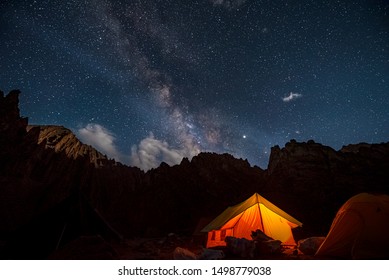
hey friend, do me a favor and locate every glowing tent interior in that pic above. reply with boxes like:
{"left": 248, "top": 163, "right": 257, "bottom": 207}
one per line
{"left": 201, "top": 193, "right": 302, "bottom": 248}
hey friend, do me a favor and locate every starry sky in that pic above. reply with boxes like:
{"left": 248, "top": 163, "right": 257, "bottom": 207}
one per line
{"left": 1, "top": 0, "right": 388, "bottom": 170}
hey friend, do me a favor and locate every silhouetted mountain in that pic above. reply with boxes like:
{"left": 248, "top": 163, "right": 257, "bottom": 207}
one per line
{"left": 266, "top": 139, "right": 389, "bottom": 234}
{"left": 1, "top": 90, "right": 388, "bottom": 259}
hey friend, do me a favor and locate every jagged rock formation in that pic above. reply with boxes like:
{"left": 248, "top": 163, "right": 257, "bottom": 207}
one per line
{"left": 266, "top": 139, "right": 389, "bottom": 234}
{"left": 1, "top": 90, "right": 389, "bottom": 259}
{"left": 26, "top": 125, "right": 111, "bottom": 167}
{"left": 0, "top": 90, "right": 27, "bottom": 142}
{"left": 0, "top": 90, "right": 28, "bottom": 171}
{"left": 0, "top": 90, "right": 144, "bottom": 258}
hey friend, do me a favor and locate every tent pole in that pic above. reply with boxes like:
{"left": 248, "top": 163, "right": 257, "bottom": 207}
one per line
{"left": 56, "top": 223, "right": 67, "bottom": 250}
{"left": 259, "top": 204, "right": 265, "bottom": 232}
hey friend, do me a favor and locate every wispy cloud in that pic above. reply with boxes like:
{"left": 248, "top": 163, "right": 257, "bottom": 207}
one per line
{"left": 282, "top": 92, "right": 302, "bottom": 102}
{"left": 130, "top": 133, "right": 200, "bottom": 171}
{"left": 78, "top": 123, "right": 121, "bottom": 161}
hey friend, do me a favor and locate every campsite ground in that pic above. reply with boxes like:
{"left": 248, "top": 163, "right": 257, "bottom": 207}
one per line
{"left": 49, "top": 234, "right": 337, "bottom": 260}
{"left": 112, "top": 236, "right": 319, "bottom": 260}
{"left": 113, "top": 235, "right": 206, "bottom": 260}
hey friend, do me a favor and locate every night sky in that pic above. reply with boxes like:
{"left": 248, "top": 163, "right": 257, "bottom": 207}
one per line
{"left": 1, "top": 0, "right": 388, "bottom": 170}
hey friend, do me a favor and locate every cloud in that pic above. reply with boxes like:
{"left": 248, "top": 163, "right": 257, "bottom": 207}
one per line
{"left": 130, "top": 133, "right": 200, "bottom": 171}
{"left": 78, "top": 123, "right": 121, "bottom": 161}
{"left": 282, "top": 92, "right": 302, "bottom": 102}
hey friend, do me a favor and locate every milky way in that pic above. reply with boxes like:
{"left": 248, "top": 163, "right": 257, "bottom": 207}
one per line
{"left": 1, "top": 0, "right": 388, "bottom": 170}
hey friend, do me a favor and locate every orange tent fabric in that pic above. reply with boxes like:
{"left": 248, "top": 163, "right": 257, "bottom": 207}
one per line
{"left": 315, "top": 193, "right": 389, "bottom": 259}
{"left": 201, "top": 193, "right": 302, "bottom": 248}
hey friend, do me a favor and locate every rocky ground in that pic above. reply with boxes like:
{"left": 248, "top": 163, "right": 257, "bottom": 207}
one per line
{"left": 48, "top": 233, "right": 323, "bottom": 260}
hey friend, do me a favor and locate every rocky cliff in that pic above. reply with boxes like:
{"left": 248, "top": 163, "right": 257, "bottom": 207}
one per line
{"left": 266, "top": 139, "right": 389, "bottom": 234}
{"left": 1, "top": 90, "right": 389, "bottom": 259}
{"left": 0, "top": 90, "right": 144, "bottom": 258}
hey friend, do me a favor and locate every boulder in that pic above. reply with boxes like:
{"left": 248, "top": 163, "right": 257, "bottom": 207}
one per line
{"left": 298, "top": 237, "right": 325, "bottom": 255}
{"left": 173, "top": 247, "right": 197, "bottom": 260}
{"left": 225, "top": 236, "right": 255, "bottom": 258}
{"left": 256, "top": 240, "right": 282, "bottom": 255}
{"left": 199, "top": 248, "right": 225, "bottom": 260}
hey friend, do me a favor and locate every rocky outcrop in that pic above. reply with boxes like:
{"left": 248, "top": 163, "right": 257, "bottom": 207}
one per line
{"left": 0, "top": 90, "right": 27, "bottom": 143}
{"left": 26, "top": 125, "right": 111, "bottom": 167}
{"left": 266, "top": 139, "right": 389, "bottom": 234}
{"left": 0, "top": 90, "right": 28, "bottom": 171}
{"left": 0, "top": 91, "right": 144, "bottom": 258}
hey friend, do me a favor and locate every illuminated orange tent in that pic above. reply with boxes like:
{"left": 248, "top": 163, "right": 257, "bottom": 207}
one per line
{"left": 201, "top": 193, "right": 302, "bottom": 248}
{"left": 315, "top": 193, "right": 389, "bottom": 259}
